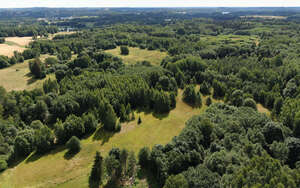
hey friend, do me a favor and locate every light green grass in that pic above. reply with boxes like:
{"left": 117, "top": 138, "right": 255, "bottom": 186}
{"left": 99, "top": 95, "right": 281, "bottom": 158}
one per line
{"left": 4, "top": 41, "right": 23, "bottom": 47}
{"left": 0, "top": 90, "right": 215, "bottom": 188}
{"left": 105, "top": 47, "right": 167, "bottom": 65}
{"left": 0, "top": 55, "right": 56, "bottom": 91}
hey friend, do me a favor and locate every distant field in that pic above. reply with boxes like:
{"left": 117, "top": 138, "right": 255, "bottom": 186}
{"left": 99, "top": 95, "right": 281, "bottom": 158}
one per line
{"left": 200, "top": 34, "right": 258, "bottom": 46}
{"left": 48, "top": 31, "right": 76, "bottom": 39}
{"left": 241, "top": 15, "right": 287, "bottom": 19}
{"left": 0, "top": 90, "right": 215, "bottom": 188}
{"left": 105, "top": 47, "right": 168, "bottom": 65}
{"left": 0, "top": 37, "right": 32, "bottom": 57}
{"left": 0, "top": 55, "right": 55, "bottom": 91}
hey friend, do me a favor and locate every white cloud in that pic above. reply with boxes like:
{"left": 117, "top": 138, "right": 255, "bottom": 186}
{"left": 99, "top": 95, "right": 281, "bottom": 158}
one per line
{"left": 1, "top": 0, "right": 300, "bottom": 8}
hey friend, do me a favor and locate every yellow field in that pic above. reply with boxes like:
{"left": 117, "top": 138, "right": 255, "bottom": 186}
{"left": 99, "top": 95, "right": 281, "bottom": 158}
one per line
{"left": 0, "top": 55, "right": 55, "bottom": 91}
{"left": 0, "top": 37, "right": 32, "bottom": 57}
{"left": 257, "top": 103, "right": 271, "bottom": 116}
{"left": 0, "top": 91, "right": 214, "bottom": 188}
{"left": 105, "top": 47, "right": 168, "bottom": 65}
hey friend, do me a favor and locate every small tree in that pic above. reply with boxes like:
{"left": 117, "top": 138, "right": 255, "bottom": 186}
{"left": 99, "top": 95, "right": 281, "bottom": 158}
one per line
{"left": 120, "top": 46, "right": 129, "bottom": 55}
{"left": 29, "top": 58, "right": 46, "bottom": 79}
{"left": 137, "top": 116, "right": 142, "bottom": 125}
{"left": 163, "top": 174, "right": 188, "bottom": 188}
{"left": 0, "top": 160, "right": 7, "bottom": 172}
{"left": 103, "top": 103, "right": 117, "bottom": 132}
{"left": 243, "top": 98, "right": 257, "bottom": 110}
{"left": 0, "top": 38, "right": 5, "bottom": 44}
{"left": 66, "top": 136, "right": 81, "bottom": 153}
{"left": 127, "top": 151, "right": 137, "bottom": 178}
{"left": 200, "top": 81, "right": 211, "bottom": 95}
{"left": 138, "top": 147, "right": 150, "bottom": 168}
{"left": 206, "top": 97, "right": 212, "bottom": 106}
{"left": 89, "top": 151, "right": 103, "bottom": 187}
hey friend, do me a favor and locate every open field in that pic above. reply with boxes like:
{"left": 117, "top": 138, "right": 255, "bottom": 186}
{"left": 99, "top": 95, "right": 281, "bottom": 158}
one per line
{"left": 257, "top": 103, "right": 271, "bottom": 116}
{"left": 0, "top": 90, "right": 215, "bottom": 188}
{"left": 105, "top": 47, "right": 168, "bottom": 65}
{"left": 0, "top": 55, "right": 55, "bottom": 91}
{"left": 48, "top": 31, "right": 76, "bottom": 39}
{"left": 241, "top": 15, "right": 287, "bottom": 19}
{"left": 0, "top": 37, "right": 32, "bottom": 57}
{"left": 200, "top": 34, "right": 259, "bottom": 46}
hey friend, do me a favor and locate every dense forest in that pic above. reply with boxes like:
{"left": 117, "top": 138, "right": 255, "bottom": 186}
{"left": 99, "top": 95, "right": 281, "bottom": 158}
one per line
{"left": 0, "top": 7, "right": 300, "bottom": 188}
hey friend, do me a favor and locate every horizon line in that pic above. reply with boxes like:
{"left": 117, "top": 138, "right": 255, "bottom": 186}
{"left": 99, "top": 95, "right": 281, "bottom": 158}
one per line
{"left": 1, "top": 6, "right": 300, "bottom": 9}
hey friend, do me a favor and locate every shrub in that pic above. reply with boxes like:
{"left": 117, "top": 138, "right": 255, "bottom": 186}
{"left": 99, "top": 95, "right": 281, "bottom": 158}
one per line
{"left": 120, "top": 46, "right": 129, "bottom": 55}
{"left": 243, "top": 98, "right": 257, "bottom": 110}
{"left": 66, "top": 136, "right": 81, "bottom": 153}
{"left": 0, "top": 160, "right": 7, "bottom": 171}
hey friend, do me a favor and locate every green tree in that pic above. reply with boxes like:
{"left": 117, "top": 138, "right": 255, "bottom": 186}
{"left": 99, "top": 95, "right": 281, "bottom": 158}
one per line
{"left": 66, "top": 136, "right": 81, "bottom": 154}
{"left": 138, "top": 116, "right": 142, "bottom": 125}
{"left": 45, "top": 57, "right": 58, "bottom": 66}
{"left": 243, "top": 98, "right": 257, "bottom": 110}
{"left": 0, "top": 160, "right": 7, "bottom": 172}
{"left": 212, "top": 80, "right": 225, "bottom": 99}
{"left": 163, "top": 174, "right": 188, "bottom": 188}
{"left": 200, "top": 81, "right": 211, "bottom": 95}
{"left": 127, "top": 151, "right": 136, "bottom": 178}
{"left": 89, "top": 151, "right": 103, "bottom": 188}
{"left": 103, "top": 103, "right": 117, "bottom": 132}
{"left": 35, "top": 125, "right": 54, "bottom": 154}
{"left": 294, "top": 111, "right": 300, "bottom": 137}
{"left": 183, "top": 85, "right": 201, "bottom": 107}
{"left": 43, "top": 79, "right": 59, "bottom": 93}
{"left": 14, "top": 129, "right": 35, "bottom": 157}
{"left": 138, "top": 147, "right": 150, "bottom": 168}
{"left": 232, "top": 154, "right": 297, "bottom": 188}
{"left": 29, "top": 58, "right": 46, "bottom": 78}
{"left": 206, "top": 97, "right": 212, "bottom": 106}
{"left": 120, "top": 46, "right": 129, "bottom": 55}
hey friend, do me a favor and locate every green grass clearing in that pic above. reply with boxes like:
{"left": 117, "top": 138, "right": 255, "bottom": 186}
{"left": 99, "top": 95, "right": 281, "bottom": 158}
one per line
{"left": 0, "top": 54, "right": 56, "bottom": 91}
{"left": 0, "top": 90, "right": 219, "bottom": 188}
{"left": 105, "top": 47, "right": 167, "bottom": 66}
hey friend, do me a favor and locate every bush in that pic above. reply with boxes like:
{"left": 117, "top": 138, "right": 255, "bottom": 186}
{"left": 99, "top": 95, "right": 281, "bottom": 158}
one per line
{"left": 120, "top": 46, "right": 129, "bottom": 55}
{"left": 138, "top": 116, "right": 142, "bottom": 125}
{"left": 243, "top": 98, "right": 257, "bottom": 110}
{"left": 66, "top": 136, "right": 81, "bottom": 153}
{"left": 0, "top": 38, "right": 5, "bottom": 44}
{"left": 0, "top": 160, "right": 7, "bottom": 171}
{"left": 206, "top": 97, "right": 212, "bottom": 106}
{"left": 163, "top": 174, "right": 188, "bottom": 188}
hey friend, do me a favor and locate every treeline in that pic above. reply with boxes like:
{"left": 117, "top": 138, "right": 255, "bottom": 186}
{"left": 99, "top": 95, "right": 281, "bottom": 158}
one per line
{"left": 0, "top": 25, "right": 58, "bottom": 37}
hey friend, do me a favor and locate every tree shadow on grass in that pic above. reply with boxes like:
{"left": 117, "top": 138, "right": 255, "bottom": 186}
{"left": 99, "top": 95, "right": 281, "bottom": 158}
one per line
{"left": 136, "top": 106, "right": 170, "bottom": 120}
{"left": 137, "top": 168, "right": 160, "bottom": 188}
{"left": 63, "top": 150, "right": 79, "bottom": 160}
{"left": 26, "top": 77, "right": 38, "bottom": 85}
{"left": 152, "top": 112, "right": 169, "bottom": 120}
{"left": 25, "top": 145, "right": 65, "bottom": 164}
{"left": 92, "top": 127, "right": 115, "bottom": 145}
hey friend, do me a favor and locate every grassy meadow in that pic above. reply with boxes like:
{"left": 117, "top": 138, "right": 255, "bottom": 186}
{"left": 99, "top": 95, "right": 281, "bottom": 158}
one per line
{"left": 105, "top": 47, "right": 168, "bottom": 65}
{"left": 0, "top": 55, "right": 55, "bottom": 91}
{"left": 0, "top": 90, "right": 219, "bottom": 188}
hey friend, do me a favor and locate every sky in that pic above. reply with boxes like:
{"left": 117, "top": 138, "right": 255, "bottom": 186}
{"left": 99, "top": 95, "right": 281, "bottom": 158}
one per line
{"left": 1, "top": 0, "right": 300, "bottom": 8}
